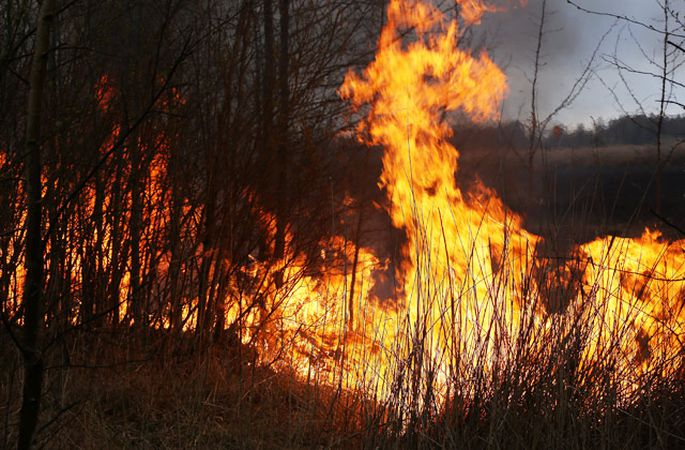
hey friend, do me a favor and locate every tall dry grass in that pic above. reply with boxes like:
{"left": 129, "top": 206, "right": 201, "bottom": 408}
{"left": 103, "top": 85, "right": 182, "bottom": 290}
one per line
{"left": 2, "top": 191, "right": 684, "bottom": 449}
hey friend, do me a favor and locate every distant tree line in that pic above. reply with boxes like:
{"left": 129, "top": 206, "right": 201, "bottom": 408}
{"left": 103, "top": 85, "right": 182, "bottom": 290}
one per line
{"left": 546, "top": 114, "right": 685, "bottom": 148}
{"left": 458, "top": 114, "right": 685, "bottom": 151}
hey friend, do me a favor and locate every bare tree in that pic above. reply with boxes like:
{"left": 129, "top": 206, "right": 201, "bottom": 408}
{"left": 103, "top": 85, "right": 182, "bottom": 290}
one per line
{"left": 567, "top": 0, "right": 685, "bottom": 215}
{"left": 17, "top": 1, "right": 55, "bottom": 447}
{"left": 274, "top": 0, "right": 289, "bottom": 266}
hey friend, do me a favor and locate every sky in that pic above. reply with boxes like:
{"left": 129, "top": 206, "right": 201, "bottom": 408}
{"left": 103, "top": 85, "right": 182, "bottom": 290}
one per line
{"left": 477, "top": 0, "right": 685, "bottom": 127}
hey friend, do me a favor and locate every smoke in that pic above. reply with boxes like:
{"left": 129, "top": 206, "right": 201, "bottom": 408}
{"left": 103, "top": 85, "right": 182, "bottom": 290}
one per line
{"left": 482, "top": 0, "right": 578, "bottom": 64}
{"left": 474, "top": 0, "right": 685, "bottom": 126}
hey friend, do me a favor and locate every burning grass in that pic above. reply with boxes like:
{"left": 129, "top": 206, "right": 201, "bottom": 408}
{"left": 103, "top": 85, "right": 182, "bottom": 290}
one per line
{"left": 2, "top": 0, "right": 684, "bottom": 448}
{"left": 2, "top": 246, "right": 683, "bottom": 449}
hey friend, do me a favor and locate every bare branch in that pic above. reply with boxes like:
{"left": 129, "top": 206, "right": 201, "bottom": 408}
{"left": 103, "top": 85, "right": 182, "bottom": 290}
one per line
{"left": 566, "top": 0, "right": 685, "bottom": 39}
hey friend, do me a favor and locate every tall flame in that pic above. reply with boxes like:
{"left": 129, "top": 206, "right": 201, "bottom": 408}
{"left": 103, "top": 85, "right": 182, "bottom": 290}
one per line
{"left": 339, "top": 0, "right": 539, "bottom": 387}
{"left": 219, "top": 0, "right": 685, "bottom": 397}
{"left": 333, "top": 0, "right": 685, "bottom": 396}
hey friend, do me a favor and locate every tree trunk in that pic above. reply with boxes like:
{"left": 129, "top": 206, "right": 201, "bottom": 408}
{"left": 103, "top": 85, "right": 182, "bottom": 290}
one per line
{"left": 92, "top": 174, "right": 106, "bottom": 326}
{"left": 655, "top": 0, "right": 669, "bottom": 215}
{"left": 527, "top": 0, "right": 546, "bottom": 200}
{"left": 18, "top": 0, "right": 56, "bottom": 447}
{"left": 261, "top": 0, "right": 275, "bottom": 169}
{"left": 129, "top": 139, "right": 143, "bottom": 329}
{"left": 108, "top": 150, "right": 125, "bottom": 328}
{"left": 168, "top": 165, "right": 183, "bottom": 333}
{"left": 261, "top": 0, "right": 276, "bottom": 266}
{"left": 274, "top": 0, "right": 289, "bottom": 268}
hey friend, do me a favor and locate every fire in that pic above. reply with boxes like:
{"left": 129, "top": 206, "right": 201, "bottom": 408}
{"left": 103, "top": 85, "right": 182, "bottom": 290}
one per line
{"left": 3, "top": 0, "right": 683, "bottom": 408}
{"left": 339, "top": 0, "right": 541, "bottom": 391}
{"left": 54, "top": 0, "right": 681, "bottom": 399}
{"left": 579, "top": 230, "right": 685, "bottom": 369}
{"left": 458, "top": 0, "right": 526, "bottom": 24}
{"left": 207, "top": 207, "right": 384, "bottom": 388}
{"left": 331, "top": 0, "right": 685, "bottom": 396}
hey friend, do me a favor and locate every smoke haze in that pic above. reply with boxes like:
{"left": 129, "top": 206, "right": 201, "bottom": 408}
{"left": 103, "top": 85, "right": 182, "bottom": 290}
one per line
{"left": 477, "top": 0, "right": 685, "bottom": 126}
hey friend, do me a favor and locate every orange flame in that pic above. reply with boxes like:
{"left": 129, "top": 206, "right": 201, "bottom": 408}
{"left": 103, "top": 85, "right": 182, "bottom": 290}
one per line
{"left": 338, "top": 0, "right": 540, "bottom": 390}
{"left": 332, "top": 0, "right": 685, "bottom": 396}
{"left": 211, "top": 0, "right": 684, "bottom": 398}
{"left": 458, "top": 0, "right": 527, "bottom": 24}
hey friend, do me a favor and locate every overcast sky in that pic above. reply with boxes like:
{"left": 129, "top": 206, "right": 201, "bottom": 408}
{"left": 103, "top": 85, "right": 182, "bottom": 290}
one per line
{"left": 477, "top": 0, "right": 685, "bottom": 127}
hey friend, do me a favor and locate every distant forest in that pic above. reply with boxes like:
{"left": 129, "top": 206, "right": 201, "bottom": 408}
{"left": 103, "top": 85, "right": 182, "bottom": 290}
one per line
{"left": 459, "top": 114, "right": 685, "bottom": 150}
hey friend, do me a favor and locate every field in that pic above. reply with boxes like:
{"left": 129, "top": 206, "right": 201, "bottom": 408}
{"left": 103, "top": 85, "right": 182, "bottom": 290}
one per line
{"left": 459, "top": 143, "right": 685, "bottom": 240}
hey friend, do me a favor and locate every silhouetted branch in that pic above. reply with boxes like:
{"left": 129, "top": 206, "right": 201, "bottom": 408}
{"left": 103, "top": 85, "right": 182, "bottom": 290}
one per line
{"left": 650, "top": 209, "right": 685, "bottom": 237}
{"left": 566, "top": 0, "right": 685, "bottom": 39}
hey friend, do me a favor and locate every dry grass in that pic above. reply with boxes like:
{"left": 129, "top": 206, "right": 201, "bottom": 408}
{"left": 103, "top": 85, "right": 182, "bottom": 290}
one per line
{"left": 1, "top": 334, "right": 368, "bottom": 449}
{"left": 2, "top": 196, "right": 685, "bottom": 449}
{"left": 1, "top": 275, "right": 684, "bottom": 449}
